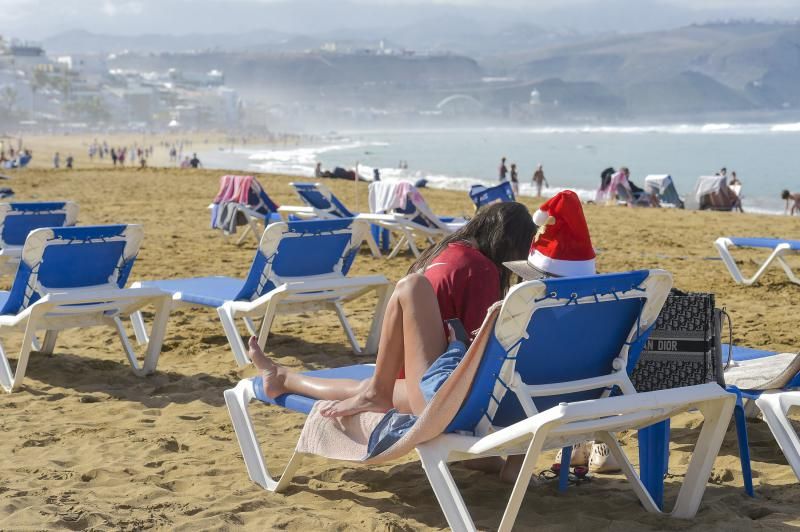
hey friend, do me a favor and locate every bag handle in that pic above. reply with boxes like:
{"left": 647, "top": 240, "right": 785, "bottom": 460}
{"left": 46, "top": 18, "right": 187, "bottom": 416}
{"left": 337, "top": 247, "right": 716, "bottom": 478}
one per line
{"left": 721, "top": 307, "right": 733, "bottom": 370}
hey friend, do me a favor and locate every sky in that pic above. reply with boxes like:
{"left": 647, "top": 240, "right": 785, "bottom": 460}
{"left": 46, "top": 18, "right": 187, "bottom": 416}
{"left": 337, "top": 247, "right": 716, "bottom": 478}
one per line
{"left": 1, "top": 0, "right": 799, "bottom": 39}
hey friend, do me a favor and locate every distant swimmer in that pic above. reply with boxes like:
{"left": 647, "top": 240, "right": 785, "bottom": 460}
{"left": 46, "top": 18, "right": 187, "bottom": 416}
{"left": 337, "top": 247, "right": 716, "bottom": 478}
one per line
{"left": 782, "top": 190, "right": 800, "bottom": 215}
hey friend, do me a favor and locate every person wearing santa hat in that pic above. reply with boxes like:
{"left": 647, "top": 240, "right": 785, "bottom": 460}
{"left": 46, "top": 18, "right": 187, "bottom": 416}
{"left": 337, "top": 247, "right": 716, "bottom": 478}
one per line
{"left": 504, "top": 189, "right": 596, "bottom": 280}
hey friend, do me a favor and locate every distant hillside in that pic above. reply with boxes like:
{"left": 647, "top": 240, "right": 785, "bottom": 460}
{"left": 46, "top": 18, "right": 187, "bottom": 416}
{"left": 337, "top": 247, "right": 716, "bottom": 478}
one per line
{"left": 511, "top": 21, "right": 800, "bottom": 115}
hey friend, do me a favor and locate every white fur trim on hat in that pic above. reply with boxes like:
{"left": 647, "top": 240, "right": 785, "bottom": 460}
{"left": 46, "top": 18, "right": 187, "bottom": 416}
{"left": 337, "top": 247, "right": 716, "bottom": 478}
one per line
{"left": 532, "top": 209, "right": 549, "bottom": 227}
{"left": 528, "top": 249, "right": 596, "bottom": 277}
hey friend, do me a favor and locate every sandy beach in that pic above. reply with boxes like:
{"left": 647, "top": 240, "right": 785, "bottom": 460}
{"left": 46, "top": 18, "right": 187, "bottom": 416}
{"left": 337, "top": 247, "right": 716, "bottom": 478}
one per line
{"left": 0, "top": 140, "right": 799, "bottom": 530}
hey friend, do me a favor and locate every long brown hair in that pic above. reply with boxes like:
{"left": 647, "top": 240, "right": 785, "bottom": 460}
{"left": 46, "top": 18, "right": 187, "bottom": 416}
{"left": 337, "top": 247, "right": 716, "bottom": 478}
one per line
{"left": 409, "top": 202, "right": 535, "bottom": 295}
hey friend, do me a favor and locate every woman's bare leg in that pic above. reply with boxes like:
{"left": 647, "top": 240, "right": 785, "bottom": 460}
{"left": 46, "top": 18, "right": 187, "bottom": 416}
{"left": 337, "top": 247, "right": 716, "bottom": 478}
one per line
{"left": 318, "top": 274, "right": 446, "bottom": 417}
{"left": 249, "top": 274, "right": 446, "bottom": 417}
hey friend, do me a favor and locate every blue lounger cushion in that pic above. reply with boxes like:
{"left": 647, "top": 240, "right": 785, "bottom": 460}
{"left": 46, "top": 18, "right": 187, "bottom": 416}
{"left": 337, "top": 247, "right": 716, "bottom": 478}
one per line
{"left": 727, "top": 237, "right": 800, "bottom": 250}
{"left": 139, "top": 277, "right": 244, "bottom": 308}
{"left": 253, "top": 364, "right": 375, "bottom": 414}
{"left": 730, "top": 345, "right": 778, "bottom": 362}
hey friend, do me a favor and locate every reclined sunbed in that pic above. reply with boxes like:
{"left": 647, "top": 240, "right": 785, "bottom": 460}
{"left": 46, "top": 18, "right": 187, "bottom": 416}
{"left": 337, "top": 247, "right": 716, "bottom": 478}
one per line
{"left": 714, "top": 237, "right": 800, "bottom": 286}
{"left": 0, "top": 225, "right": 172, "bottom": 393}
{"left": 132, "top": 218, "right": 392, "bottom": 366}
{"left": 225, "top": 269, "right": 735, "bottom": 530}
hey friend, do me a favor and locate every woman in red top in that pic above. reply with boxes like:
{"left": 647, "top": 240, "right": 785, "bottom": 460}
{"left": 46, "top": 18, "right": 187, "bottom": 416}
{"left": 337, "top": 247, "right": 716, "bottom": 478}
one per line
{"left": 249, "top": 202, "right": 535, "bottom": 418}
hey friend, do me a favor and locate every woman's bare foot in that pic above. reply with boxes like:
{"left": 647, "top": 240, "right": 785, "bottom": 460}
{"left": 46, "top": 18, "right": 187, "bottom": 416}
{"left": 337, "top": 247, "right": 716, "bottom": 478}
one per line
{"left": 247, "top": 336, "right": 288, "bottom": 399}
{"left": 317, "top": 387, "right": 393, "bottom": 418}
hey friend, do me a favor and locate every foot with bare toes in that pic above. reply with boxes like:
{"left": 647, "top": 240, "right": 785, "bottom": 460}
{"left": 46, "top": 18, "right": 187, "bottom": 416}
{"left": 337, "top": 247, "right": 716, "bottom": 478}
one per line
{"left": 247, "top": 336, "right": 288, "bottom": 399}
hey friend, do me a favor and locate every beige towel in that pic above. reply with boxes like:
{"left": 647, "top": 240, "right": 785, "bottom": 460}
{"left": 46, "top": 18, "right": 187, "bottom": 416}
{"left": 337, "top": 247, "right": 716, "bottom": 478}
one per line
{"left": 725, "top": 352, "right": 800, "bottom": 391}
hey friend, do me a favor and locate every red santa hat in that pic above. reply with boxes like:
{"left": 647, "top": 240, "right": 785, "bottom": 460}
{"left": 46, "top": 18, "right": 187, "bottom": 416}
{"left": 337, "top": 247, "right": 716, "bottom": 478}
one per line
{"left": 504, "top": 190, "right": 596, "bottom": 280}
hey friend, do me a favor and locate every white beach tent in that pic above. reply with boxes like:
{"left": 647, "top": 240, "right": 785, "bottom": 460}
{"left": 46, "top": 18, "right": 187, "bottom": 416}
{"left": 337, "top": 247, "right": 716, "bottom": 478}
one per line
{"left": 643, "top": 175, "right": 684, "bottom": 208}
{"left": 685, "top": 175, "right": 738, "bottom": 211}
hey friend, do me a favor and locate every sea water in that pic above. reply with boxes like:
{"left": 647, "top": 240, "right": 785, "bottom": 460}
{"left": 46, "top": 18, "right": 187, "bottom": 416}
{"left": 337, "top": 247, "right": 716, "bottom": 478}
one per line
{"left": 200, "top": 123, "right": 800, "bottom": 215}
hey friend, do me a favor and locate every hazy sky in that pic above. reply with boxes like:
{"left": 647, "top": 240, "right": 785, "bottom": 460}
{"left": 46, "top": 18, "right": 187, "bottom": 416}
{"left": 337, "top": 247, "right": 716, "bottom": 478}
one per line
{"left": 2, "top": 0, "right": 799, "bottom": 39}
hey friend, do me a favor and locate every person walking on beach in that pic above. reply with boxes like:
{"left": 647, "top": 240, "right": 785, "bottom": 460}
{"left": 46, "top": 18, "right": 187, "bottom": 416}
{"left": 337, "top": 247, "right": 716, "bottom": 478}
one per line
{"left": 782, "top": 190, "right": 800, "bottom": 215}
{"left": 53, "top": 152, "right": 60, "bottom": 169}
{"left": 498, "top": 157, "right": 508, "bottom": 182}
{"left": 65, "top": 154, "right": 74, "bottom": 169}
{"left": 509, "top": 163, "right": 519, "bottom": 196}
{"left": 111, "top": 148, "right": 118, "bottom": 166}
{"left": 532, "top": 164, "right": 548, "bottom": 198}
{"left": 189, "top": 153, "right": 201, "bottom": 168}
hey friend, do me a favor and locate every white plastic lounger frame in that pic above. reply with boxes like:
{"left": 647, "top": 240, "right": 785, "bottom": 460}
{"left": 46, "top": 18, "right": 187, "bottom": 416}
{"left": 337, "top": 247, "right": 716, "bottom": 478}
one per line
{"left": 133, "top": 219, "right": 391, "bottom": 366}
{"left": 225, "top": 270, "right": 735, "bottom": 531}
{"left": 714, "top": 237, "right": 800, "bottom": 286}
{"left": 0, "top": 225, "right": 172, "bottom": 393}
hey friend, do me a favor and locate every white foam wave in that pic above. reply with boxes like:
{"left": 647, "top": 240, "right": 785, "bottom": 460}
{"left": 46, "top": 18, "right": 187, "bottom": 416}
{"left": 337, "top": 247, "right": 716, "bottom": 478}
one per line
{"left": 771, "top": 122, "right": 800, "bottom": 132}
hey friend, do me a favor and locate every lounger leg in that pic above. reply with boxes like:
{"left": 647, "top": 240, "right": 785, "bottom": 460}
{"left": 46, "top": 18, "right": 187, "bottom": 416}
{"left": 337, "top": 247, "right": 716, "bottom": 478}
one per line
{"left": 40, "top": 330, "right": 58, "bottom": 355}
{"left": 332, "top": 301, "right": 363, "bottom": 354}
{"left": 224, "top": 381, "right": 303, "bottom": 492}
{"left": 0, "top": 321, "right": 37, "bottom": 393}
{"left": 362, "top": 230, "right": 382, "bottom": 258}
{"left": 218, "top": 305, "right": 249, "bottom": 367}
{"left": 256, "top": 295, "right": 286, "bottom": 354}
{"left": 497, "top": 431, "right": 548, "bottom": 532}
{"left": 364, "top": 283, "right": 392, "bottom": 355}
{"left": 388, "top": 234, "right": 407, "bottom": 260}
{"left": 141, "top": 296, "right": 171, "bottom": 374}
{"left": 755, "top": 392, "right": 800, "bottom": 482}
{"left": 732, "top": 394, "right": 755, "bottom": 497}
{"left": 776, "top": 255, "right": 800, "bottom": 285}
{"left": 595, "top": 432, "right": 661, "bottom": 514}
{"left": 670, "top": 395, "right": 735, "bottom": 518}
{"left": 243, "top": 317, "right": 258, "bottom": 337}
{"left": 130, "top": 310, "right": 150, "bottom": 345}
{"left": 416, "top": 444, "right": 477, "bottom": 532}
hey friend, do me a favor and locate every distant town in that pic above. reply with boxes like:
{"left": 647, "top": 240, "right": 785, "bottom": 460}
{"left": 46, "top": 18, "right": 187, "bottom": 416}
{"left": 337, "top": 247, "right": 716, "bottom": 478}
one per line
{"left": 3, "top": 20, "right": 800, "bottom": 133}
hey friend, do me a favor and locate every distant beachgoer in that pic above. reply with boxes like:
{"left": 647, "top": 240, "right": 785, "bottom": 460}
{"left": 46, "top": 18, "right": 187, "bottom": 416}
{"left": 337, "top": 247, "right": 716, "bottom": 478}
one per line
{"left": 532, "top": 164, "right": 548, "bottom": 198}
{"left": 180, "top": 156, "right": 190, "bottom": 169}
{"left": 729, "top": 171, "right": 741, "bottom": 187}
{"left": 119, "top": 148, "right": 126, "bottom": 166}
{"left": 111, "top": 148, "right": 118, "bottom": 166}
{"left": 373, "top": 168, "right": 381, "bottom": 182}
{"left": 498, "top": 157, "right": 508, "bottom": 182}
{"left": 509, "top": 163, "right": 519, "bottom": 196}
{"left": 189, "top": 153, "right": 201, "bottom": 168}
{"left": 720, "top": 167, "right": 727, "bottom": 177}
{"left": 139, "top": 156, "right": 147, "bottom": 169}
{"left": 53, "top": 152, "right": 60, "bottom": 169}
{"left": 782, "top": 190, "right": 800, "bottom": 215}
{"left": 65, "top": 154, "right": 74, "bottom": 169}
{"left": 314, "top": 162, "right": 323, "bottom": 178}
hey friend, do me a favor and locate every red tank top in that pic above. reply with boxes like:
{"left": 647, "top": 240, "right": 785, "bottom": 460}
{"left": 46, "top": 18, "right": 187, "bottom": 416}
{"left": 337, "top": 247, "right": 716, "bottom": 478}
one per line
{"left": 423, "top": 242, "right": 501, "bottom": 340}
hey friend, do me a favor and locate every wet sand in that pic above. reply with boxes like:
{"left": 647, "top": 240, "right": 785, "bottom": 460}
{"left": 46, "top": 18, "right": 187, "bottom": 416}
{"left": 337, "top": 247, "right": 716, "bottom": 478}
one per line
{"left": 0, "top": 158, "right": 799, "bottom": 530}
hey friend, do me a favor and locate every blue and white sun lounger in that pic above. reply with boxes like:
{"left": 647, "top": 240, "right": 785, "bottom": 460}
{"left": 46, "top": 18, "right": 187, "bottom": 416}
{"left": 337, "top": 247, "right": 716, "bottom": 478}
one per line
{"left": 225, "top": 270, "right": 734, "bottom": 530}
{"left": 714, "top": 237, "right": 800, "bottom": 286}
{"left": 724, "top": 345, "right": 800, "bottom": 496}
{"left": 0, "top": 225, "right": 173, "bottom": 393}
{"left": 282, "top": 182, "right": 465, "bottom": 259}
{"left": 469, "top": 182, "right": 515, "bottom": 209}
{"left": 132, "top": 218, "right": 392, "bottom": 366}
{"left": 0, "top": 201, "right": 79, "bottom": 275}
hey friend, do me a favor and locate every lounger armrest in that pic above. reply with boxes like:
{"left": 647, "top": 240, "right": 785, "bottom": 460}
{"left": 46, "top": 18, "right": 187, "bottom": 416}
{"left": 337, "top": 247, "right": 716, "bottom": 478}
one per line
{"left": 281, "top": 275, "right": 390, "bottom": 293}
{"left": 277, "top": 205, "right": 315, "bottom": 214}
{"left": 523, "top": 372, "right": 631, "bottom": 397}
{"left": 468, "top": 383, "right": 734, "bottom": 455}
